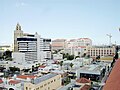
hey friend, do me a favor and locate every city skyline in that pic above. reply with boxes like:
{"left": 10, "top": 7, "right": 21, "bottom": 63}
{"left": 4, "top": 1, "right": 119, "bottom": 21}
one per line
{"left": 1, "top": 0, "right": 120, "bottom": 45}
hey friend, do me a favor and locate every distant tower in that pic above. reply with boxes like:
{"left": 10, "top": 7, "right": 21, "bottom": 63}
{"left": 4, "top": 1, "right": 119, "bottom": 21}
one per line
{"left": 106, "top": 34, "right": 112, "bottom": 46}
{"left": 16, "top": 23, "right": 21, "bottom": 31}
{"left": 14, "top": 23, "right": 23, "bottom": 52}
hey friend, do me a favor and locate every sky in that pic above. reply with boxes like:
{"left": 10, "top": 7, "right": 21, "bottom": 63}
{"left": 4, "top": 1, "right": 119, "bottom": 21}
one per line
{"left": 0, "top": 0, "right": 120, "bottom": 45}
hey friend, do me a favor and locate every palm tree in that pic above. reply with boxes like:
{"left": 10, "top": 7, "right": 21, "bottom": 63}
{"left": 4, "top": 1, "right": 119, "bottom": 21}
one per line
{"left": 70, "top": 63, "right": 74, "bottom": 72}
{"left": 32, "top": 65, "right": 34, "bottom": 72}
{"left": 59, "top": 61, "right": 63, "bottom": 70}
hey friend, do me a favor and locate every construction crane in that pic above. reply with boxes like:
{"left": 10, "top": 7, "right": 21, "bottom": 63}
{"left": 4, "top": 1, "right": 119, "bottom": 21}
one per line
{"left": 106, "top": 34, "right": 112, "bottom": 46}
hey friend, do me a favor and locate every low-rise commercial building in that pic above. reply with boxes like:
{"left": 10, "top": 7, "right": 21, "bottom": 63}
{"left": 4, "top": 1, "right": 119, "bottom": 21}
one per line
{"left": 12, "top": 52, "right": 25, "bottom": 64}
{"left": 24, "top": 73, "right": 61, "bottom": 90}
{"left": 76, "top": 61, "right": 111, "bottom": 81}
{"left": 53, "top": 54, "right": 63, "bottom": 60}
{"left": 73, "top": 78, "right": 91, "bottom": 90}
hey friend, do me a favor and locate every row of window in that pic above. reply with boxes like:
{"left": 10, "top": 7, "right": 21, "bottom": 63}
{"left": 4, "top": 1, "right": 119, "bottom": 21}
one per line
{"left": 88, "top": 53, "right": 112, "bottom": 56}
{"left": 88, "top": 50, "right": 113, "bottom": 52}
{"left": 26, "top": 77, "right": 60, "bottom": 90}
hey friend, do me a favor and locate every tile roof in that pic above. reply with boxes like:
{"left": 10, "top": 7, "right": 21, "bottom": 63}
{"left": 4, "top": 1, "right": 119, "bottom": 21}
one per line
{"left": 51, "top": 44, "right": 64, "bottom": 47}
{"left": 9, "top": 80, "right": 20, "bottom": 84}
{"left": 80, "top": 84, "right": 91, "bottom": 90}
{"left": 78, "top": 46, "right": 86, "bottom": 48}
{"left": 76, "top": 78, "right": 91, "bottom": 83}
{"left": 78, "top": 38, "right": 91, "bottom": 40}
{"left": 0, "top": 79, "right": 3, "bottom": 84}
{"left": 39, "top": 65, "right": 46, "bottom": 68}
{"left": 17, "top": 75, "right": 37, "bottom": 79}
{"left": 103, "top": 59, "right": 120, "bottom": 90}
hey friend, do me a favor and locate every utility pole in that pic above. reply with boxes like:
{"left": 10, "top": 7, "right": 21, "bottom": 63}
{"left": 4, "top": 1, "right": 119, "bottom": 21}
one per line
{"left": 106, "top": 34, "right": 112, "bottom": 46}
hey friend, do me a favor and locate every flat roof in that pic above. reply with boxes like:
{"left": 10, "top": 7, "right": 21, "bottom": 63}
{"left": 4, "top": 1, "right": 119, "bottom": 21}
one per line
{"left": 78, "top": 63, "right": 106, "bottom": 75}
{"left": 33, "top": 73, "right": 58, "bottom": 84}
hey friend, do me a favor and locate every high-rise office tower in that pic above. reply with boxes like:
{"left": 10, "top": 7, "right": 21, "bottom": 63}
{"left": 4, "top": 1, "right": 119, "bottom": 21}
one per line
{"left": 14, "top": 23, "right": 51, "bottom": 62}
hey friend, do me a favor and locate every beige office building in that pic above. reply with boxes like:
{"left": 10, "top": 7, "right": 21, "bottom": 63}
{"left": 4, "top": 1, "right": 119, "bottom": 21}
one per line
{"left": 24, "top": 73, "right": 61, "bottom": 90}
{"left": 51, "top": 39, "right": 67, "bottom": 51}
{"left": 86, "top": 46, "right": 115, "bottom": 58}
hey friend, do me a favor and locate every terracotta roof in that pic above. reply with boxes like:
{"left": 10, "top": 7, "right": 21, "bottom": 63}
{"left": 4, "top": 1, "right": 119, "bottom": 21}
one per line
{"left": 9, "top": 80, "right": 20, "bottom": 84}
{"left": 51, "top": 44, "right": 64, "bottom": 47}
{"left": 39, "top": 65, "right": 46, "bottom": 68}
{"left": 103, "top": 59, "right": 120, "bottom": 90}
{"left": 17, "top": 75, "right": 37, "bottom": 79}
{"left": 78, "top": 38, "right": 91, "bottom": 40}
{"left": 80, "top": 84, "right": 91, "bottom": 90}
{"left": 78, "top": 46, "right": 86, "bottom": 48}
{"left": 76, "top": 78, "right": 91, "bottom": 83}
{"left": 0, "top": 79, "right": 3, "bottom": 83}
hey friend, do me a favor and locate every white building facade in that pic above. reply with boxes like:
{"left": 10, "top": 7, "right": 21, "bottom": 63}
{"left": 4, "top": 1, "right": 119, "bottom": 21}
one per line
{"left": 64, "top": 38, "right": 92, "bottom": 56}
{"left": 14, "top": 23, "right": 51, "bottom": 62}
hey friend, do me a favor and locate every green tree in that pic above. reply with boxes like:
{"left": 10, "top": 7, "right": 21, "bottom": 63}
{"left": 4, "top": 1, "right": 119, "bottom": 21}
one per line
{"left": 9, "top": 66, "right": 20, "bottom": 72}
{"left": 38, "top": 63, "right": 41, "bottom": 66}
{"left": 82, "top": 53, "right": 86, "bottom": 57}
{"left": 52, "top": 50, "right": 58, "bottom": 54}
{"left": 59, "top": 61, "right": 63, "bottom": 70}
{"left": 6, "top": 57, "right": 13, "bottom": 61}
{"left": 3, "top": 50, "right": 12, "bottom": 59}
{"left": 69, "top": 55, "right": 74, "bottom": 60}
{"left": 96, "top": 55, "right": 100, "bottom": 60}
{"left": 75, "top": 56, "right": 80, "bottom": 59}
{"left": 32, "top": 65, "right": 34, "bottom": 72}
{"left": 63, "top": 53, "right": 74, "bottom": 60}
{"left": 70, "top": 63, "right": 74, "bottom": 71}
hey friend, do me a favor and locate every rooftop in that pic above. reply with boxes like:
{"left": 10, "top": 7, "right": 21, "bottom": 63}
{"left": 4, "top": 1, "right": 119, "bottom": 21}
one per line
{"left": 0, "top": 79, "right": 3, "bottom": 83}
{"left": 80, "top": 84, "right": 91, "bottom": 90}
{"left": 39, "top": 65, "right": 46, "bottom": 68}
{"left": 90, "top": 45, "right": 114, "bottom": 48}
{"left": 78, "top": 64, "right": 105, "bottom": 75}
{"left": 9, "top": 80, "right": 21, "bottom": 84}
{"left": 52, "top": 39, "right": 66, "bottom": 42}
{"left": 17, "top": 75, "right": 37, "bottom": 79}
{"left": 103, "top": 59, "right": 120, "bottom": 90}
{"left": 33, "top": 73, "right": 58, "bottom": 84}
{"left": 76, "top": 78, "right": 91, "bottom": 83}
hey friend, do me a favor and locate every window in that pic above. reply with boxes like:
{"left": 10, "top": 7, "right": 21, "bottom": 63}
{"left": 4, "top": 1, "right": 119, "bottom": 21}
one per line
{"left": 51, "top": 80, "right": 53, "bottom": 83}
{"left": 36, "top": 88, "right": 39, "bottom": 90}
{"left": 26, "top": 87, "right": 28, "bottom": 90}
{"left": 44, "top": 84, "right": 47, "bottom": 86}
{"left": 48, "top": 82, "right": 50, "bottom": 84}
{"left": 40, "top": 85, "right": 43, "bottom": 88}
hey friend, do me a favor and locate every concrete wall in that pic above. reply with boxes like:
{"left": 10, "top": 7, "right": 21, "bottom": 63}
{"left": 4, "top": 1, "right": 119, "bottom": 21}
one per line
{"left": 12, "top": 52, "right": 25, "bottom": 64}
{"left": 24, "top": 74, "right": 61, "bottom": 90}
